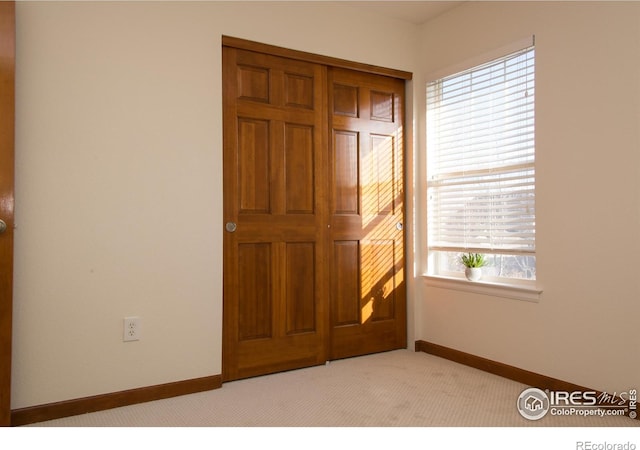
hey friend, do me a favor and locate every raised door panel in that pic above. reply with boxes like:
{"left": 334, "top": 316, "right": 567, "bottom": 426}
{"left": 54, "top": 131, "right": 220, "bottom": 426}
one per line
{"left": 237, "top": 243, "right": 273, "bottom": 341}
{"left": 284, "top": 73, "right": 314, "bottom": 109}
{"left": 360, "top": 239, "right": 397, "bottom": 323}
{"left": 331, "top": 241, "right": 360, "bottom": 327}
{"left": 333, "top": 130, "right": 359, "bottom": 215}
{"left": 285, "top": 242, "right": 316, "bottom": 334}
{"left": 333, "top": 84, "right": 359, "bottom": 117}
{"left": 237, "top": 118, "right": 271, "bottom": 214}
{"left": 363, "top": 133, "right": 397, "bottom": 220}
{"left": 370, "top": 90, "right": 394, "bottom": 122}
{"left": 284, "top": 124, "right": 314, "bottom": 214}
{"left": 237, "top": 65, "right": 270, "bottom": 103}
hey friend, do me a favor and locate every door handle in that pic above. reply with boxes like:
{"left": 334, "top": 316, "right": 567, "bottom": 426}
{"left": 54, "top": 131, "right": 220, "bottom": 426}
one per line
{"left": 225, "top": 222, "right": 237, "bottom": 233}
{"left": 396, "top": 222, "right": 403, "bottom": 231}
{"left": 0, "top": 219, "right": 7, "bottom": 234}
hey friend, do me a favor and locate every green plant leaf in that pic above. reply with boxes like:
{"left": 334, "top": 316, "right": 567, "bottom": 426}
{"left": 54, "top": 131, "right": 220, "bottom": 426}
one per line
{"left": 459, "top": 252, "right": 487, "bottom": 268}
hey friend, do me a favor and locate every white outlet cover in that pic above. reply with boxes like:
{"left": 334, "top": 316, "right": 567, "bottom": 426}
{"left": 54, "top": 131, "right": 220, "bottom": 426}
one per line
{"left": 123, "top": 316, "right": 141, "bottom": 342}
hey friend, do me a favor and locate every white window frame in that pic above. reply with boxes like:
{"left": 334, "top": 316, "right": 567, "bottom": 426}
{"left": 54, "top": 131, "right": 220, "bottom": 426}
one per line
{"left": 422, "top": 37, "right": 542, "bottom": 302}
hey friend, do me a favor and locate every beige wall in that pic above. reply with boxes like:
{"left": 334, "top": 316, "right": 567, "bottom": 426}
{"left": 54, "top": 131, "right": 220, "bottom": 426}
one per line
{"left": 12, "top": 0, "right": 639, "bottom": 410}
{"left": 12, "top": 1, "right": 418, "bottom": 408}
{"left": 415, "top": 2, "right": 640, "bottom": 393}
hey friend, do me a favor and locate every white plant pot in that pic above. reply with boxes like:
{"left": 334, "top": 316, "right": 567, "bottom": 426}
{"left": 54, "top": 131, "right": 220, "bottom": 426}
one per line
{"left": 465, "top": 267, "right": 482, "bottom": 282}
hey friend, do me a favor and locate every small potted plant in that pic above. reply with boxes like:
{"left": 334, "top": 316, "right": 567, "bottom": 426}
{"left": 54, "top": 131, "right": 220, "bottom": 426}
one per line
{"left": 460, "top": 253, "right": 487, "bottom": 281}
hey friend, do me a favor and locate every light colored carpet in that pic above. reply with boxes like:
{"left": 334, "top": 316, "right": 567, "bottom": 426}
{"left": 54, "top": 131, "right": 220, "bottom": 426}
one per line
{"left": 25, "top": 349, "right": 638, "bottom": 427}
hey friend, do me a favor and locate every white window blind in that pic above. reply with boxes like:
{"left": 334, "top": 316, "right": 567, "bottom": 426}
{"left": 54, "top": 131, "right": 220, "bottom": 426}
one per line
{"left": 427, "top": 46, "right": 535, "bottom": 257}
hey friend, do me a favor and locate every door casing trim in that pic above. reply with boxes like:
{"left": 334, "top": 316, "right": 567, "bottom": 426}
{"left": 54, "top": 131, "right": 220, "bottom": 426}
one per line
{"left": 222, "top": 35, "right": 413, "bottom": 81}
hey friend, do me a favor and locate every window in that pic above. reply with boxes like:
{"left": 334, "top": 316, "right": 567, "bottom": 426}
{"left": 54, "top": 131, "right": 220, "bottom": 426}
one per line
{"left": 426, "top": 45, "right": 535, "bottom": 284}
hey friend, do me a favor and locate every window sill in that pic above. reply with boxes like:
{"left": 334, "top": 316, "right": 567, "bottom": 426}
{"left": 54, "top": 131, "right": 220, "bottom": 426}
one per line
{"left": 422, "top": 274, "right": 542, "bottom": 303}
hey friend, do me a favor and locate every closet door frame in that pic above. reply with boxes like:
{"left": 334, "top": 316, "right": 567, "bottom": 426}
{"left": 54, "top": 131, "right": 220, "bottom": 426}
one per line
{"left": 222, "top": 36, "right": 412, "bottom": 81}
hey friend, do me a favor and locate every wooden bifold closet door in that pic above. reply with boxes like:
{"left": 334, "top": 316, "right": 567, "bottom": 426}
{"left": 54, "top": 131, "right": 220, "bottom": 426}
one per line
{"left": 222, "top": 40, "right": 407, "bottom": 382}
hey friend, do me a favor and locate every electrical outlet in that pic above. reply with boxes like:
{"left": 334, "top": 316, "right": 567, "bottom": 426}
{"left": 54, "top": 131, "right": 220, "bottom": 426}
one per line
{"left": 123, "top": 316, "right": 141, "bottom": 342}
